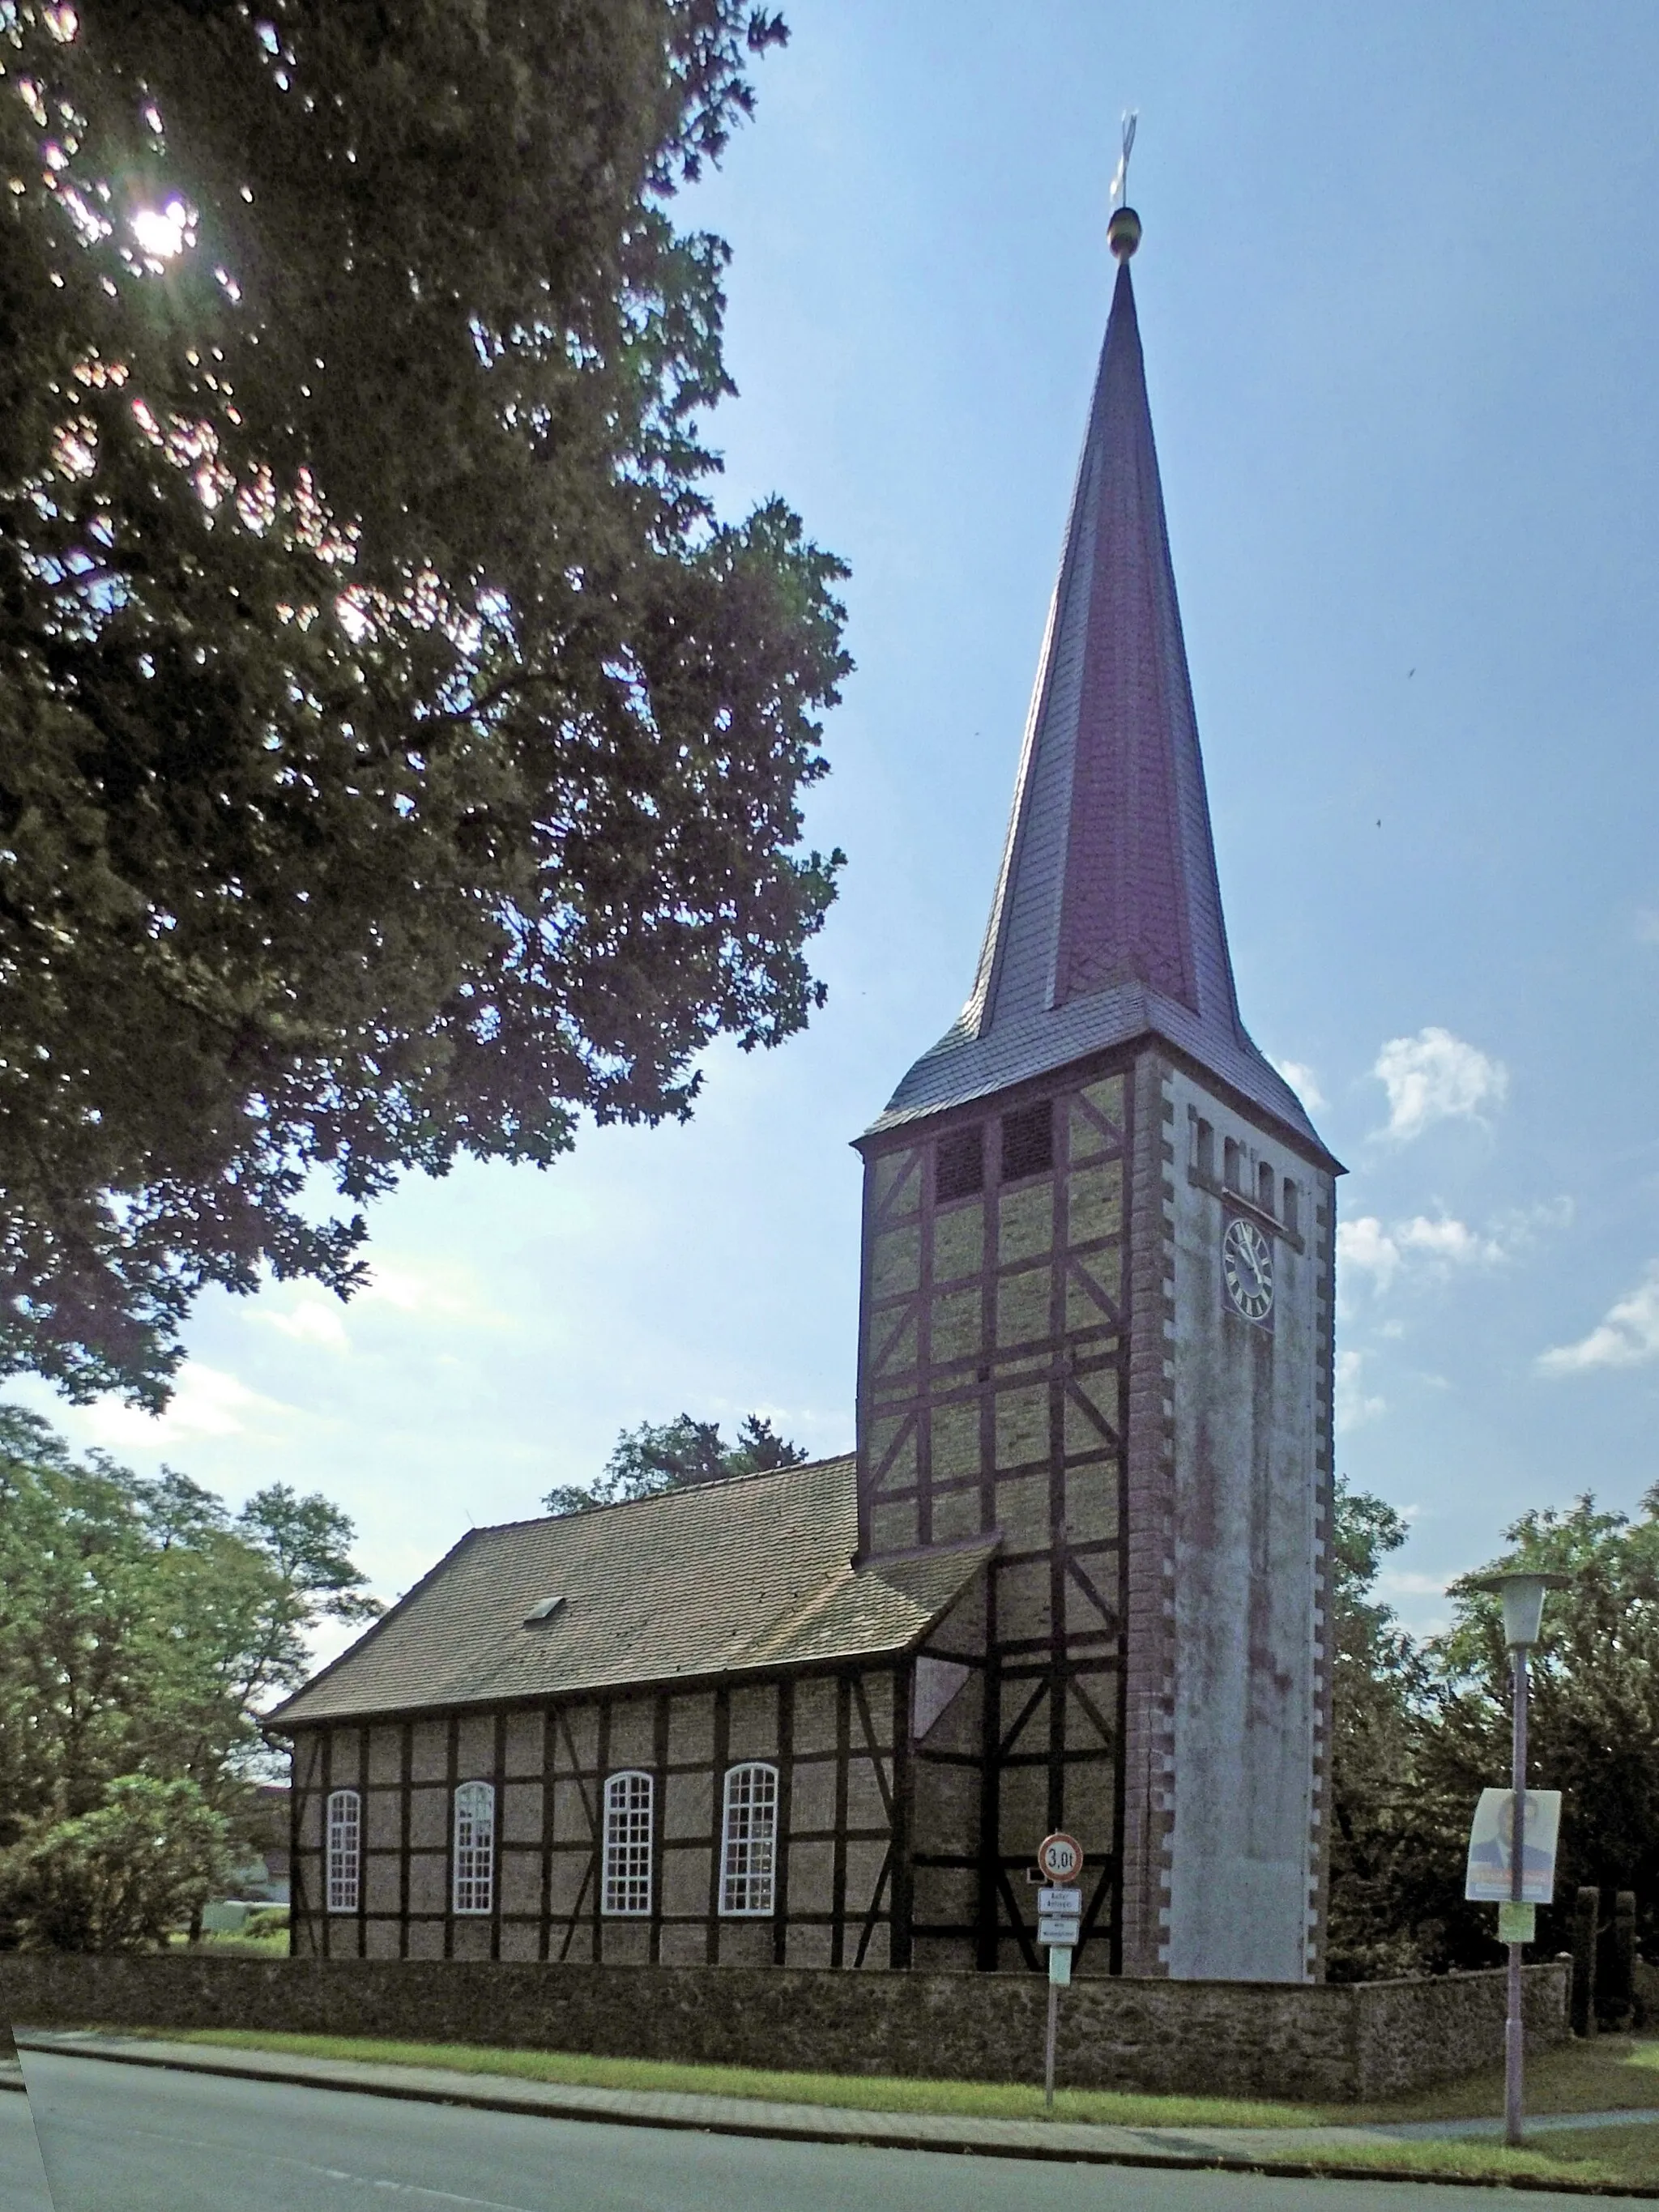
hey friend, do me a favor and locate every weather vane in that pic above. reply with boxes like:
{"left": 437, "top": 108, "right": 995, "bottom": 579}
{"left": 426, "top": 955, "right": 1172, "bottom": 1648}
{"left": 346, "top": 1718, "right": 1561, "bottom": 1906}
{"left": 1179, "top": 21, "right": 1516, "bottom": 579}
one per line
{"left": 1108, "top": 109, "right": 1137, "bottom": 210}
{"left": 1107, "top": 110, "right": 1141, "bottom": 259}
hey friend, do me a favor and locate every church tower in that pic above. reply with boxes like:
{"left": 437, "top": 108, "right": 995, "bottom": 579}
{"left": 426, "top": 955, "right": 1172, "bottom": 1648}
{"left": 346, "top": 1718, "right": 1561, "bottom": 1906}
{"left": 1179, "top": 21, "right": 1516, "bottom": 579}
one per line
{"left": 854, "top": 210, "right": 1341, "bottom": 1981}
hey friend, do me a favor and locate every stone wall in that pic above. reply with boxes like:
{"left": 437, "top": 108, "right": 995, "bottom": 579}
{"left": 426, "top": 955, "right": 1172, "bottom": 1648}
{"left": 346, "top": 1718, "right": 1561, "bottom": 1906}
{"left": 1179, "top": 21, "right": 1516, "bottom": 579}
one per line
{"left": 0, "top": 1954, "right": 1568, "bottom": 2103}
{"left": 1164, "top": 1062, "right": 1333, "bottom": 1984}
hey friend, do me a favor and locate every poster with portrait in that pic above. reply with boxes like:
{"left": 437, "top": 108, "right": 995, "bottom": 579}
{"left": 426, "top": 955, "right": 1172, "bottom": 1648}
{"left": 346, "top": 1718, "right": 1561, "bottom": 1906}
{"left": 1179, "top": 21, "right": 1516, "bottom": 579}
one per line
{"left": 1464, "top": 1788, "right": 1561, "bottom": 1903}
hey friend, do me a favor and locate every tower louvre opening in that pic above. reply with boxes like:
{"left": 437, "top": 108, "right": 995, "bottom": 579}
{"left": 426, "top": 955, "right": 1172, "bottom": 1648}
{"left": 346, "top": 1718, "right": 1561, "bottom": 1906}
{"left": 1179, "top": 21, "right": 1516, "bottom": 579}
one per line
{"left": 999, "top": 1101, "right": 1053, "bottom": 1182}
{"left": 935, "top": 1124, "right": 984, "bottom": 1202}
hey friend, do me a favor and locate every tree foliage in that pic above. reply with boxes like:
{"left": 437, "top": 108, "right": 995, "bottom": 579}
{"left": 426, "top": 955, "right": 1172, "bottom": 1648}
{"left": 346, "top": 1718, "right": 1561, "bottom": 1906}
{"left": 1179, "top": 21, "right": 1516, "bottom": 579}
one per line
{"left": 0, "top": 1773, "right": 233, "bottom": 1952}
{"left": 1425, "top": 1489, "right": 1659, "bottom": 1962}
{"left": 0, "top": 1400, "right": 378, "bottom": 1864}
{"left": 0, "top": 1, "right": 848, "bottom": 1409}
{"left": 1325, "top": 1477, "right": 1659, "bottom": 1980}
{"left": 1324, "top": 1478, "right": 1451, "bottom": 1980}
{"left": 542, "top": 1409, "right": 807, "bottom": 1515}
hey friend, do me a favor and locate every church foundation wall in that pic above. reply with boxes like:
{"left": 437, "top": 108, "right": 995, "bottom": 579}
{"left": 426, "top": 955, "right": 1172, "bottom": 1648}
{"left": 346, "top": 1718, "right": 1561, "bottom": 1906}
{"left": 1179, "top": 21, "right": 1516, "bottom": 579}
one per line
{"left": 2, "top": 1954, "right": 1568, "bottom": 2103}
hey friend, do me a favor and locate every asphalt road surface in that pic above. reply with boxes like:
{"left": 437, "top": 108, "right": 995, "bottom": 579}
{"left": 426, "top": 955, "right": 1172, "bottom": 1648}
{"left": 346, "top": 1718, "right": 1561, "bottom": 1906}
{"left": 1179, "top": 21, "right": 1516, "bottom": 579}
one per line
{"left": 0, "top": 2086, "right": 55, "bottom": 2212}
{"left": 18, "top": 2053, "right": 1622, "bottom": 2212}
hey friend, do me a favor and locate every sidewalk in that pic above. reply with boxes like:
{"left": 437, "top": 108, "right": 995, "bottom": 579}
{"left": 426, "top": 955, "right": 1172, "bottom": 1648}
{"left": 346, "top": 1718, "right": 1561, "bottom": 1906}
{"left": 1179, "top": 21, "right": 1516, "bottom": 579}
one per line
{"left": 15, "top": 2027, "right": 1659, "bottom": 2186}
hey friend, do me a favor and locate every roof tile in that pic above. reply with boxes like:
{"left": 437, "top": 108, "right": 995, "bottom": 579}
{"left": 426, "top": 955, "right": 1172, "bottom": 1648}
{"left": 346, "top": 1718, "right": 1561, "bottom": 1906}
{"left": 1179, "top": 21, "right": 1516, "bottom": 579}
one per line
{"left": 270, "top": 1457, "right": 994, "bottom": 1727}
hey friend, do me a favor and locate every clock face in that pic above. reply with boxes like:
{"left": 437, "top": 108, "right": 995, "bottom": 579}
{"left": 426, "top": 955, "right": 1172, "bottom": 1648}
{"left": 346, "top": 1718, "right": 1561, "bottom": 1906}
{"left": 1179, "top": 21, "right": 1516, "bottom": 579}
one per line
{"left": 1222, "top": 1215, "right": 1274, "bottom": 1323}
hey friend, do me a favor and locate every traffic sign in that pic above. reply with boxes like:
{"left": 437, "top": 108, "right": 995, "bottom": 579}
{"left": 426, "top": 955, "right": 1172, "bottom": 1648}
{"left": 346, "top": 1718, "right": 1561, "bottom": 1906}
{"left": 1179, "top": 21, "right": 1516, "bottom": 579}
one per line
{"left": 1036, "top": 1831, "right": 1083, "bottom": 1882}
{"left": 1038, "top": 1913, "right": 1081, "bottom": 1947}
{"left": 1038, "top": 1886, "right": 1082, "bottom": 1915}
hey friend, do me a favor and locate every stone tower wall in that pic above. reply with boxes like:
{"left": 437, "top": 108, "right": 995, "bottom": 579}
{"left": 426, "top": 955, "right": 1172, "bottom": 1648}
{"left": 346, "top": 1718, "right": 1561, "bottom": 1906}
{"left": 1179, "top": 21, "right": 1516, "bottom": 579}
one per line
{"left": 1158, "top": 1061, "right": 1335, "bottom": 1982}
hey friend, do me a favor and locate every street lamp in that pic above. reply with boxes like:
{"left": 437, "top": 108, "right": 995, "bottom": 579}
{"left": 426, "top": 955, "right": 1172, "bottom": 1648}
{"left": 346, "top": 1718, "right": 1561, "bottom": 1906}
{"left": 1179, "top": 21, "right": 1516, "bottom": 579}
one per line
{"left": 1469, "top": 1569, "right": 1571, "bottom": 2148}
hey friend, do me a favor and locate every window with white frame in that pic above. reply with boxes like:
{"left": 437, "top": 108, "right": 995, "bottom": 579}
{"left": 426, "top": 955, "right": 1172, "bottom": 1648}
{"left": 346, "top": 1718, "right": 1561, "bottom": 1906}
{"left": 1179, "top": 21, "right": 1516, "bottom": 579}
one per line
{"left": 452, "top": 1780, "right": 495, "bottom": 1916}
{"left": 719, "top": 1762, "right": 778, "bottom": 1916}
{"left": 326, "top": 1788, "right": 360, "bottom": 1914}
{"left": 602, "top": 1770, "right": 654, "bottom": 1916}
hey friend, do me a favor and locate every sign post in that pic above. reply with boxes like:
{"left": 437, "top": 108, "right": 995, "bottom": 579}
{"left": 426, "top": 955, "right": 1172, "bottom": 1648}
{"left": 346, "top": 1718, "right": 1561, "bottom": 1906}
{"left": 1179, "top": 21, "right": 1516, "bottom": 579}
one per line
{"left": 1465, "top": 1782, "right": 1561, "bottom": 2142}
{"left": 1466, "top": 1564, "right": 1570, "bottom": 2150}
{"left": 1035, "top": 1833, "right": 1083, "bottom": 2111}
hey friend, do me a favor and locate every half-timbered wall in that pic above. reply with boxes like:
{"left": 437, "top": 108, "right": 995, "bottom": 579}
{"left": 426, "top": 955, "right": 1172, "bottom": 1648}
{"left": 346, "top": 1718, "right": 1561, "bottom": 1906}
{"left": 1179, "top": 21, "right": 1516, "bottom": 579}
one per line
{"left": 857, "top": 1060, "right": 1130, "bottom": 1975}
{"left": 288, "top": 1664, "right": 908, "bottom": 1970}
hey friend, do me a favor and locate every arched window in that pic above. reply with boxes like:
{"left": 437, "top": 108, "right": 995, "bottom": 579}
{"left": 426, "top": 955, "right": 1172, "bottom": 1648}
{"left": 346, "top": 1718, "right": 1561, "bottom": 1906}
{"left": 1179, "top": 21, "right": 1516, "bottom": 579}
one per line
{"left": 1283, "top": 1178, "right": 1301, "bottom": 1238}
{"left": 326, "top": 1788, "right": 360, "bottom": 1915}
{"left": 720, "top": 1762, "right": 778, "bottom": 1916}
{"left": 1223, "top": 1136, "right": 1242, "bottom": 1192}
{"left": 452, "top": 1780, "right": 495, "bottom": 1916}
{"left": 1257, "top": 1160, "right": 1276, "bottom": 1214}
{"left": 602, "top": 1771, "right": 654, "bottom": 1916}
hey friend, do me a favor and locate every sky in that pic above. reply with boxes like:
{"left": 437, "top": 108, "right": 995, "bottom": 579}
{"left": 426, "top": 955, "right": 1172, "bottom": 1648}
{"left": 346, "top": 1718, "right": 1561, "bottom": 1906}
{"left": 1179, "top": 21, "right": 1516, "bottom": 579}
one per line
{"left": 19, "top": 0, "right": 1659, "bottom": 1656}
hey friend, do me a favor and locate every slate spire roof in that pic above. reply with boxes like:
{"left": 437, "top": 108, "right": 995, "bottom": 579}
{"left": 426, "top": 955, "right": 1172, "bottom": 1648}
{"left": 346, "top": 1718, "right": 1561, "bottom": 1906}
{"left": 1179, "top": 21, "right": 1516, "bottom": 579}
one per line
{"left": 872, "top": 242, "right": 1333, "bottom": 1165}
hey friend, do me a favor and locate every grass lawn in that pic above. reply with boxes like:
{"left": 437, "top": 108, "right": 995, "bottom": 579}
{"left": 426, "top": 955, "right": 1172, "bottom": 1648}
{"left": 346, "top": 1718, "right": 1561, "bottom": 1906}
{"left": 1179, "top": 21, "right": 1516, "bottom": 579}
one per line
{"left": 1524, "top": 2123, "right": 1659, "bottom": 2191}
{"left": 1347, "top": 2033, "right": 1659, "bottom": 2125}
{"left": 163, "top": 1930, "right": 290, "bottom": 1957}
{"left": 104, "top": 2025, "right": 1659, "bottom": 2189}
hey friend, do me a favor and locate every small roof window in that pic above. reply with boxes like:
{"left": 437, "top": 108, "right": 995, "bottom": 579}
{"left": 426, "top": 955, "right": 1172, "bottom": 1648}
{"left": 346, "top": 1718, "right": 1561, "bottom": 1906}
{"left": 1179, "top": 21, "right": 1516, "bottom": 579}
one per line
{"left": 522, "top": 1594, "right": 565, "bottom": 1626}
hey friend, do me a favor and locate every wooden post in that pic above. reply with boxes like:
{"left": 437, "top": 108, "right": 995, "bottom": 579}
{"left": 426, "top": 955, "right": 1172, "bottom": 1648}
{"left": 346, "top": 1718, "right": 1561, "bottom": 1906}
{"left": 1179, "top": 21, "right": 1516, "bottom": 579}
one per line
{"left": 1612, "top": 1892, "right": 1638, "bottom": 2031}
{"left": 1572, "top": 1887, "right": 1600, "bottom": 2038}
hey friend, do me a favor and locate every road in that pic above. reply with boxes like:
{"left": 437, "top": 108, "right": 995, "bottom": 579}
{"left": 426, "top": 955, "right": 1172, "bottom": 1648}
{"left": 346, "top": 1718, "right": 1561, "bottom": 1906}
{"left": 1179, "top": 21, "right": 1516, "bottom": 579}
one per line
{"left": 0, "top": 2086, "right": 54, "bottom": 2212}
{"left": 17, "top": 2052, "right": 1620, "bottom": 2212}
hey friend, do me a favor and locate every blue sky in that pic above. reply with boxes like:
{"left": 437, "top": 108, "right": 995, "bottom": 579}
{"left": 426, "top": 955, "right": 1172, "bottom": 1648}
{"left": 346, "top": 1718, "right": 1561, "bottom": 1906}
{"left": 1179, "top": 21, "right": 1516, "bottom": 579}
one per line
{"left": 22, "top": 0, "right": 1659, "bottom": 1652}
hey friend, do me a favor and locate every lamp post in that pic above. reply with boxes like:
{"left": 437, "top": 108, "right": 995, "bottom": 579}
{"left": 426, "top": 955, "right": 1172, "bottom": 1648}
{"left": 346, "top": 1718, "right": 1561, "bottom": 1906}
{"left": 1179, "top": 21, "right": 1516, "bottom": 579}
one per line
{"left": 1469, "top": 1570, "right": 1570, "bottom": 2148}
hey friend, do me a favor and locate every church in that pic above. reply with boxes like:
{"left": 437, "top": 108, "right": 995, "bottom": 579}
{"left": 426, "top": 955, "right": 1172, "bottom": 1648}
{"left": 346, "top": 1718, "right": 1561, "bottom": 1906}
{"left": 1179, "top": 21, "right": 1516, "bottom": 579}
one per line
{"left": 271, "top": 207, "right": 1341, "bottom": 1984}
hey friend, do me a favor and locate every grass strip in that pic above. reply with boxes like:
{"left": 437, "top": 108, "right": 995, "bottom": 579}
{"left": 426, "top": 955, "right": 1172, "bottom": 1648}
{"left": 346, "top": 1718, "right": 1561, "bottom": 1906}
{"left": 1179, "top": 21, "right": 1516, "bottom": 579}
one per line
{"left": 122, "top": 2030, "right": 1320, "bottom": 2129}
{"left": 1346, "top": 2036, "right": 1659, "bottom": 2126}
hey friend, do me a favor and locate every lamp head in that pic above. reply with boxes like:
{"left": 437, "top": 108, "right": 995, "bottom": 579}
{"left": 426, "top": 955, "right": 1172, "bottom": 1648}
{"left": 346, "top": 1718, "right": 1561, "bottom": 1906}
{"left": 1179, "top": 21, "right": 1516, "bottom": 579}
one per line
{"left": 1467, "top": 1569, "right": 1572, "bottom": 1652}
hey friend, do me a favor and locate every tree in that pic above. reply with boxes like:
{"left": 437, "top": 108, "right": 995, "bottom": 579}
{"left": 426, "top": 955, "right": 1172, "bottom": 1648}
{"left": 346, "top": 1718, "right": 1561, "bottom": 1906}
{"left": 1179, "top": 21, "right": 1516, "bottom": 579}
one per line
{"left": 1324, "top": 1478, "right": 1659, "bottom": 1980}
{"left": 1324, "top": 1477, "right": 1457, "bottom": 1980}
{"left": 0, "top": 1775, "right": 233, "bottom": 1953}
{"left": 543, "top": 1409, "right": 807, "bottom": 1515}
{"left": 1, "top": 1, "right": 849, "bottom": 1410}
{"left": 0, "top": 1401, "right": 380, "bottom": 1858}
{"left": 1423, "top": 1487, "right": 1659, "bottom": 1963}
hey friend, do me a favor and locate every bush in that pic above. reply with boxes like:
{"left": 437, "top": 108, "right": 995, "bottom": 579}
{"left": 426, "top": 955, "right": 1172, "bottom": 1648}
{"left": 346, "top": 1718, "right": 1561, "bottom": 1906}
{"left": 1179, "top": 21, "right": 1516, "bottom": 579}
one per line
{"left": 0, "top": 1775, "right": 233, "bottom": 1951}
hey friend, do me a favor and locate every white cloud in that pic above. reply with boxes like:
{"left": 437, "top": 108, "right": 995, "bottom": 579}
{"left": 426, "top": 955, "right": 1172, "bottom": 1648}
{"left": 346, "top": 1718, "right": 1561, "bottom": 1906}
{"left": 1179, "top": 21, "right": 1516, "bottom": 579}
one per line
{"left": 1396, "top": 1216, "right": 1504, "bottom": 1267}
{"left": 1338, "top": 1210, "right": 1518, "bottom": 1300}
{"left": 83, "top": 1364, "right": 292, "bottom": 1449}
{"left": 1270, "top": 1057, "right": 1327, "bottom": 1111}
{"left": 1373, "top": 1026, "right": 1508, "bottom": 1141}
{"left": 262, "top": 1294, "right": 352, "bottom": 1353}
{"left": 1336, "top": 1348, "right": 1385, "bottom": 1430}
{"left": 360, "top": 1259, "right": 503, "bottom": 1326}
{"left": 1379, "top": 1568, "right": 1455, "bottom": 1598}
{"left": 1337, "top": 1215, "right": 1401, "bottom": 1289}
{"left": 1538, "top": 1263, "right": 1659, "bottom": 1375}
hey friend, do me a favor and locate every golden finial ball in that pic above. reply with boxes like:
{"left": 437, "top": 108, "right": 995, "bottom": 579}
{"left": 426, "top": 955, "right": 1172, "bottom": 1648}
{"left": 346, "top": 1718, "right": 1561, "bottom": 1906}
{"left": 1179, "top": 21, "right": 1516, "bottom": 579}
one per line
{"left": 1107, "top": 206, "right": 1141, "bottom": 260}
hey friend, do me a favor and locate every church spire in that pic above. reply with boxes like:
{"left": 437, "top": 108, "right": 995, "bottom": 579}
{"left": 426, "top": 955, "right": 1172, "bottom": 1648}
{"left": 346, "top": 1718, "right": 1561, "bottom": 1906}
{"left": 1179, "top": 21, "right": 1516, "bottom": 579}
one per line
{"left": 874, "top": 214, "right": 1329, "bottom": 1160}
